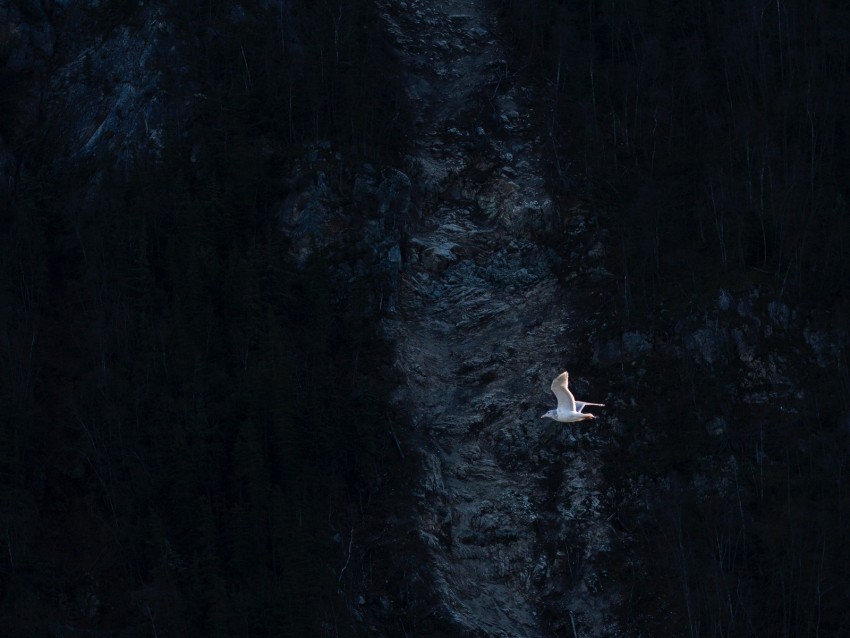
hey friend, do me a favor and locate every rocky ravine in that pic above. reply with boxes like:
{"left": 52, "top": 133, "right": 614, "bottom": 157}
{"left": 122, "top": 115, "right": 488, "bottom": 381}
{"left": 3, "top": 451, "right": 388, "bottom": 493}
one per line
{"left": 376, "top": 1, "right": 623, "bottom": 635}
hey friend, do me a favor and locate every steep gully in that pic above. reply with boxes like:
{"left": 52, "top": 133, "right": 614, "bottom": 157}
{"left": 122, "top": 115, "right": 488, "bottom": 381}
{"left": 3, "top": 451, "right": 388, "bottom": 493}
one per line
{"left": 376, "top": 1, "right": 623, "bottom": 635}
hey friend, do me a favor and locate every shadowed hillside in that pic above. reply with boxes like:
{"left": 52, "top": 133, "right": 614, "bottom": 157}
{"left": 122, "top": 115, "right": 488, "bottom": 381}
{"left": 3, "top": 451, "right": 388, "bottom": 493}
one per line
{"left": 3, "top": 0, "right": 849, "bottom": 635}
{"left": 492, "top": 0, "right": 850, "bottom": 634}
{"left": 1, "top": 0, "right": 412, "bottom": 634}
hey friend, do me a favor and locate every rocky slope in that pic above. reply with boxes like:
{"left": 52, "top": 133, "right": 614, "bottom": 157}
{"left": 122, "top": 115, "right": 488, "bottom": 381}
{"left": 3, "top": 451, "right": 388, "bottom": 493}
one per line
{"left": 375, "top": 0, "right": 623, "bottom": 635}
{"left": 1, "top": 0, "right": 186, "bottom": 186}
{"left": 6, "top": 0, "right": 846, "bottom": 635}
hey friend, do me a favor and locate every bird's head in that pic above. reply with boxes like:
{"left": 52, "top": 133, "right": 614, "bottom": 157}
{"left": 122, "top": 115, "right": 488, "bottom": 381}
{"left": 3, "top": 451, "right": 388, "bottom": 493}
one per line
{"left": 541, "top": 409, "right": 557, "bottom": 420}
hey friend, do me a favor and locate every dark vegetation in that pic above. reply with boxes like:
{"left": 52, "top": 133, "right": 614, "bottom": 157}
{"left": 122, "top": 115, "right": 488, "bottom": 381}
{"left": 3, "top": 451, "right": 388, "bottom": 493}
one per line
{"left": 493, "top": 0, "right": 850, "bottom": 635}
{"left": 1, "top": 0, "right": 412, "bottom": 634}
{"left": 497, "top": 0, "right": 850, "bottom": 307}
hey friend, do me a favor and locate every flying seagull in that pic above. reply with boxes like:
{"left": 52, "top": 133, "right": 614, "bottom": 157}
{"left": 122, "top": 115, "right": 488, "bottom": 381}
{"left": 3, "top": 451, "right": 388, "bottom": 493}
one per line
{"left": 541, "top": 371, "right": 604, "bottom": 422}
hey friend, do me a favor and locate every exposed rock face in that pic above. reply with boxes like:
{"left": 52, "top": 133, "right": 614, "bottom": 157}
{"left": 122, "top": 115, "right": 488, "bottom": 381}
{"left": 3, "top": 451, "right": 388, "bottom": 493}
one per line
{"left": 377, "top": 0, "right": 623, "bottom": 635}
{"left": 277, "top": 153, "right": 410, "bottom": 317}
{"left": 2, "top": 0, "right": 193, "bottom": 209}
{"left": 48, "top": 3, "right": 187, "bottom": 163}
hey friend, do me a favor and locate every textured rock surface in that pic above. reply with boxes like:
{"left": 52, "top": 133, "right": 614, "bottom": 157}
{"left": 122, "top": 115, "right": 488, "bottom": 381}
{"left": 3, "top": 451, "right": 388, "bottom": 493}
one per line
{"left": 377, "top": 0, "right": 622, "bottom": 635}
{"left": 49, "top": 4, "right": 187, "bottom": 163}
{"left": 1, "top": 1, "right": 193, "bottom": 206}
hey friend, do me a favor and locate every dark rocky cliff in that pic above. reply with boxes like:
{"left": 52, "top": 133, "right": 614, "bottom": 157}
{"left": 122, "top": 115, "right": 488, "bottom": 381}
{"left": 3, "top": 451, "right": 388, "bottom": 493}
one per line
{"left": 373, "top": 0, "right": 621, "bottom": 635}
{"left": 3, "top": 0, "right": 849, "bottom": 636}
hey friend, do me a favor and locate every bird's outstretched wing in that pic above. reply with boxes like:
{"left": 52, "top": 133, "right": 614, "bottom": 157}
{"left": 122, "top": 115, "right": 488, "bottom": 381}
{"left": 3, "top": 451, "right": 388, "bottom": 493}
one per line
{"left": 550, "top": 371, "right": 576, "bottom": 413}
{"left": 576, "top": 401, "right": 605, "bottom": 413}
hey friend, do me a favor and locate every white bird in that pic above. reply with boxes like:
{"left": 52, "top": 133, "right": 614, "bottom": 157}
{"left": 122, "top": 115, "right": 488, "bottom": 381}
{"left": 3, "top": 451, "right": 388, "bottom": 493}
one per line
{"left": 541, "top": 371, "right": 604, "bottom": 422}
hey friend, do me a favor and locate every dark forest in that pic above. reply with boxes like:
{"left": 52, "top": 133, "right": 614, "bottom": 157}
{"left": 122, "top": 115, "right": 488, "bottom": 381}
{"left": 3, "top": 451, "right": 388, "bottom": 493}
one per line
{"left": 2, "top": 0, "right": 411, "bottom": 634}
